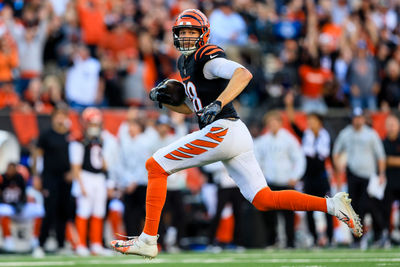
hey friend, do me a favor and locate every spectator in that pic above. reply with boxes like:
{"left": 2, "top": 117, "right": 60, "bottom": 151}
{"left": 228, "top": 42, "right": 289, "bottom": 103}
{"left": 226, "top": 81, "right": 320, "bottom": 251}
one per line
{"left": 298, "top": 56, "right": 333, "bottom": 114}
{"left": 120, "top": 48, "right": 148, "bottom": 106}
{"left": 0, "top": 82, "right": 19, "bottom": 109}
{"left": 380, "top": 60, "right": 400, "bottom": 109}
{"left": 32, "top": 103, "right": 72, "bottom": 257}
{"left": 371, "top": 1, "right": 397, "bottom": 31}
{"left": 0, "top": 34, "right": 18, "bottom": 84}
{"left": 98, "top": 16, "right": 137, "bottom": 62}
{"left": 209, "top": 1, "right": 248, "bottom": 48}
{"left": 3, "top": 4, "right": 50, "bottom": 95}
{"left": 117, "top": 118, "right": 149, "bottom": 237}
{"left": 381, "top": 114, "right": 400, "bottom": 247}
{"left": 334, "top": 47, "right": 352, "bottom": 102}
{"left": 254, "top": 111, "right": 306, "bottom": 248}
{"left": 331, "top": 0, "right": 350, "bottom": 26}
{"left": 65, "top": 44, "right": 103, "bottom": 111}
{"left": 49, "top": 0, "right": 70, "bottom": 17}
{"left": 0, "top": 162, "right": 26, "bottom": 252}
{"left": 346, "top": 40, "right": 380, "bottom": 110}
{"left": 333, "top": 107, "right": 386, "bottom": 248}
{"left": 76, "top": 0, "right": 106, "bottom": 57}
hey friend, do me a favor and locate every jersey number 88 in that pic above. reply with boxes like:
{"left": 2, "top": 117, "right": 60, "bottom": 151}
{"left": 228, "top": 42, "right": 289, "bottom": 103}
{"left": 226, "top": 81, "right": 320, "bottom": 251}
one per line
{"left": 184, "top": 81, "right": 203, "bottom": 112}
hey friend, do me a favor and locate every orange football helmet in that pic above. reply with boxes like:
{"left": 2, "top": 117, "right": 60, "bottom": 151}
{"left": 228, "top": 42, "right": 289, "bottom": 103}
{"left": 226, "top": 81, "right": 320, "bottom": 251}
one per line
{"left": 82, "top": 107, "right": 102, "bottom": 124}
{"left": 172, "top": 9, "right": 210, "bottom": 56}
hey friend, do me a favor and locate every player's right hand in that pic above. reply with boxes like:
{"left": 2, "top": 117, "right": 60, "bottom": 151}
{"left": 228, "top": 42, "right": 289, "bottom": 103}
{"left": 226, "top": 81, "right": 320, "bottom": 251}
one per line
{"left": 149, "top": 79, "right": 174, "bottom": 108}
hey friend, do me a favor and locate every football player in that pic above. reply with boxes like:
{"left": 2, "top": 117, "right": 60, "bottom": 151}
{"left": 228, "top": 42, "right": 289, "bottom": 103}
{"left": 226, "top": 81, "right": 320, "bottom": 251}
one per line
{"left": 111, "top": 9, "right": 362, "bottom": 258}
{"left": 69, "top": 108, "right": 110, "bottom": 256}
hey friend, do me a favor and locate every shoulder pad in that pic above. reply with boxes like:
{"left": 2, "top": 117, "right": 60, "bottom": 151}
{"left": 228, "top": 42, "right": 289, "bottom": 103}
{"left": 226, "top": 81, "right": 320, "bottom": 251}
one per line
{"left": 194, "top": 44, "right": 226, "bottom": 63}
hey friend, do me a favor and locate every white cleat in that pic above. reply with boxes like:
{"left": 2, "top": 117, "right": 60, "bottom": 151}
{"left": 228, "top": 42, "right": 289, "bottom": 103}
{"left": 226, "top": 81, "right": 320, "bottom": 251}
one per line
{"left": 76, "top": 245, "right": 90, "bottom": 257}
{"left": 32, "top": 247, "right": 45, "bottom": 258}
{"left": 3, "top": 236, "right": 15, "bottom": 252}
{"left": 331, "top": 192, "right": 363, "bottom": 237}
{"left": 90, "top": 243, "right": 113, "bottom": 256}
{"left": 110, "top": 235, "right": 158, "bottom": 258}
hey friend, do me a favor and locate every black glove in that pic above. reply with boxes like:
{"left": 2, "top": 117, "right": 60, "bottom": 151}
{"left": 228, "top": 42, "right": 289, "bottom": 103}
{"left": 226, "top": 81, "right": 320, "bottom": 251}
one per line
{"left": 149, "top": 80, "right": 174, "bottom": 108}
{"left": 197, "top": 100, "right": 222, "bottom": 126}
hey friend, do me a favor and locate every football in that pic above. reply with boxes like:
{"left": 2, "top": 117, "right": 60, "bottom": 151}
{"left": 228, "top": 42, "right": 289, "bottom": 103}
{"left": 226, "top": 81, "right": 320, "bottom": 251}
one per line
{"left": 160, "top": 79, "right": 186, "bottom": 106}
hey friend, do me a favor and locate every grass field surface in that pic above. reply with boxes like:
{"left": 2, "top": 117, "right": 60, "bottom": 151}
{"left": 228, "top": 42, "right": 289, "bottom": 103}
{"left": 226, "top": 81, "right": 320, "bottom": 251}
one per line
{"left": 0, "top": 248, "right": 399, "bottom": 267}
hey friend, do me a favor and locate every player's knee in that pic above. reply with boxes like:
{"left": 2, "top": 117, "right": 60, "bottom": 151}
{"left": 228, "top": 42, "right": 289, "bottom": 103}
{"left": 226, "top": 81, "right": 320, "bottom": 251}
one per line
{"left": 145, "top": 157, "right": 168, "bottom": 177}
{"left": 252, "top": 187, "right": 274, "bottom": 211}
{"left": 145, "top": 157, "right": 156, "bottom": 172}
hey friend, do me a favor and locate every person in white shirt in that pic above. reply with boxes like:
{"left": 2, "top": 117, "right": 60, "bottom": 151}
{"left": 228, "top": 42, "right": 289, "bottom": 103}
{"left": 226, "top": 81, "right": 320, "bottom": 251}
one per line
{"left": 254, "top": 111, "right": 306, "bottom": 248}
{"left": 209, "top": 1, "right": 248, "bottom": 48}
{"left": 117, "top": 117, "right": 150, "bottom": 237}
{"left": 65, "top": 45, "right": 102, "bottom": 111}
{"left": 148, "top": 114, "right": 188, "bottom": 251}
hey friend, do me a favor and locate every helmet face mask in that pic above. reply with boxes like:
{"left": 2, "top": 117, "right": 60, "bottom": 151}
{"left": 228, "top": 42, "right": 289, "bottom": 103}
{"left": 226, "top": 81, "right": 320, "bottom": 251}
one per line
{"left": 173, "top": 27, "right": 203, "bottom": 56}
{"left": 172, "top": 9, "right": 210, "bottom": 56}
{"left": 82, "top": 107, "right": 102, "bottom": 139}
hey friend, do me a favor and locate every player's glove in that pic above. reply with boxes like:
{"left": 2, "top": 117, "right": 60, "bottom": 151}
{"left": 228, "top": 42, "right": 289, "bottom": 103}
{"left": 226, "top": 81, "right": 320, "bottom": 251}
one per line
{"left": 197, "top": 100, "right": 222, "bottom": 126}
{"left": 149, "top": 79, "right": 174, "bottom": 108}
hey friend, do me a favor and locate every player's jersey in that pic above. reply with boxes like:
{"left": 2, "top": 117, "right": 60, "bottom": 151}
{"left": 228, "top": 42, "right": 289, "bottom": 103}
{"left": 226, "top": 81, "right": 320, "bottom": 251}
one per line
{"left": 0, "top": 174, "right": 26, "bottom": 205}
{"left": 177, "top": 44, "right": 239, "bottom": 129}
{"left": 82, "top": 138, "right": 104, "bottom": 174}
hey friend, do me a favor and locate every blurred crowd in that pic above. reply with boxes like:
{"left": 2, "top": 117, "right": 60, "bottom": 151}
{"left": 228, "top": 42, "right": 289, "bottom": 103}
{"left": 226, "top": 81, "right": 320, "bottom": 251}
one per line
{"left": 0, "top": 0, "right": 399, "bottom": 118}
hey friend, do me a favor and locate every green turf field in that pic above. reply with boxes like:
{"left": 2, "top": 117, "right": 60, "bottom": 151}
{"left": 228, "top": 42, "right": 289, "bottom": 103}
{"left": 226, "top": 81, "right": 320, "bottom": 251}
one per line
{"left": 0, "top": 248, "right": 399, "bottom": 267}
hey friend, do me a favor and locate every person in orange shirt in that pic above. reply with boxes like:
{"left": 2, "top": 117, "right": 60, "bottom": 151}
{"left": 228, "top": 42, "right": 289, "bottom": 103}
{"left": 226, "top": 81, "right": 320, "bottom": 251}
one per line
{"left": 0, "top": 82, "right": 19, "bottom": 109}
{"left": 98, "top": 18, "right": 137, "bottom": 62}
{"left": 299, "top": 57, "right": 333, "bottom": 114}
{"left": 0, "top": 36, "right": 19, "bottom": 110}
{"left": 77, "top": 0, "right": 107, "bottom": 56}
{"left": 0, "top": 37, "right": 18, "bottom": 83}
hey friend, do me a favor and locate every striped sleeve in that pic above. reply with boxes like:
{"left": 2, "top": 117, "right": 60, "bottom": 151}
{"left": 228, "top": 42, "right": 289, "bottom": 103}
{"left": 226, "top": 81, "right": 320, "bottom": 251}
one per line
{"left": 194, "top": 44, "right": 226, "bottom": 63}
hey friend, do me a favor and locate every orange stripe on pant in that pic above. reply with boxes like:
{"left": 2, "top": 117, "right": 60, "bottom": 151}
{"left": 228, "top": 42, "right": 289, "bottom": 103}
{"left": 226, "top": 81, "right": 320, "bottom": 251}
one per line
{"left": 143, "top": 157, "right": 169, "bottom": 236}
{"left": 252, "top": 187, "right": 327, "bottom": 212}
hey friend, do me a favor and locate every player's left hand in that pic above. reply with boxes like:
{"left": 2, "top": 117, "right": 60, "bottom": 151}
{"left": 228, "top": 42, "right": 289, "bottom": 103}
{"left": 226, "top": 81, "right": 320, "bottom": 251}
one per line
{"left": 197, "top": 100, "right": 222, "bottom": 125}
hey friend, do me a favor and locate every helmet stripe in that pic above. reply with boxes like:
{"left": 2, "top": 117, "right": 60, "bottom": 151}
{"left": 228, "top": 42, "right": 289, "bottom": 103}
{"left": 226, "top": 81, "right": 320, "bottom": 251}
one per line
{"left": 186, "top": 10, "right": 205, "bottom": 24}
{"left": 181, "top": 15, "right": 202, "bottom": 25}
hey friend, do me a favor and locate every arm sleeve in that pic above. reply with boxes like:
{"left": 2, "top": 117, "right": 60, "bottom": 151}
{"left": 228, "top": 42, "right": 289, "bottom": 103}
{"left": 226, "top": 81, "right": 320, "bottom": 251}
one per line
{"left": 69, "top": 142, "right": 84, "bottom": 165}
{"left": 203, "top": 57, "right": 245, "bottom": 80}
{"left": 37, "top": 19, "right": 48, "bottom": 44}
